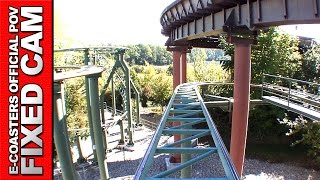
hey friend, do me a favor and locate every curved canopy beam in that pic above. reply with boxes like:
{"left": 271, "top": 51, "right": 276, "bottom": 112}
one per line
{"left": 160, "top": 0, "right": 320, "bottom": 46}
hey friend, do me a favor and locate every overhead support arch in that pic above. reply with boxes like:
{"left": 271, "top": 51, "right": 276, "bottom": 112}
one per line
{"left": 161, "top": 0, "right": 320, "bottom": 46}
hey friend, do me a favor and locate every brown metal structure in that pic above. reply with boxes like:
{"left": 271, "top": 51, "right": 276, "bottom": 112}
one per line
{"left": 160, "top": 0, "right": 320, "bottom": 177}
{"left": 161, "top": 0, "right": 320, "bottom": 47}
{"left": 171, "top": 49, "right": 188, "bottom": 163}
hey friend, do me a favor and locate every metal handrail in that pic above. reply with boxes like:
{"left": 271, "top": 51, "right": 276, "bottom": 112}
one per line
{"left": 262, "top": 74, "right": 319, "bottom": 100}
{"left": 262, "top": 74, "right": 320, "bottom": 117}
{"left": 105, "top": 105, "right": 124, "bottom": 115}
{"left": 264, "top": 73, "right": 320, "bottom": 86}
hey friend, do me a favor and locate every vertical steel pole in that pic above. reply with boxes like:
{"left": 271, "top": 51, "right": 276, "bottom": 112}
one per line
{"left": 119, "top": 120, "right": 125, "bottom": 144}
{"left": 121, "top": 52, "right": 134, "bottom": 145}
{"left": 181, "top": 124, "right": 191, "bottom": 178}
{"left": 172, "top": 51, "right": 182, "bottom": 163}
{"left": 84, "top": 49, "right": 97, "bottom": 161}
{"left": 136, "top": 92, "right": 140, "bottom": 124}
{"left": 181, "top": 52, "right": 187, "bottom": 83}
{"left": 112, "top": 77, "right": 116, "bottom": 116}
{"left": 181, "top": 135, "right": 191, "bottom": 178}
{"left": 131, "top": 81, "right": 140, "bottom": 124}
{"left": 230, "top": 42, "right": 251, "bottom": 177}
{"left": 92, "top": 49, "right": 108, "bottom": 152}
{"left": 288, "top": 81, "right": 292, "bottom": 107}
{"left": 54, "top": 82, "right": 77, "bottom": 180}
{"left": 116, "top": 53, "right": 125, "bottom": 145}
{"left": 173, "top": 51, "right": 182, "bottom": 89}
{"left": 180, "top": 51, "right": 191, "bottom": 178}
{"left": 88, "top": 74, "right": 109, "bottom": 180}
{"left": 102, "top": 116, "right": 108, "bottom": 153}
{"left": 76, "top": 133, "right": 85, "bottom": 162}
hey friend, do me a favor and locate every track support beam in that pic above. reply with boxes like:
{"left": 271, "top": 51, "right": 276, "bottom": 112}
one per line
{"left": 229, "top": 38, "right": 252, "bottom": 177}
{"left": 54, "top": 82, "right": 77, "bottom": 180}
{"left": 172, "top": 49, "right": 188, "bottom": 163}
{"left": 88, "top": 74, "right": 109, "bottom": 180}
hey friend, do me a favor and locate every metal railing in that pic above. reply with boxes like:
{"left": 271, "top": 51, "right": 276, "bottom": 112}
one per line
{"left": 262, "top": 74, "right": 320, "bottom": 109}
{"left": 262, "top": 74, "right": 320, "bottom": 120}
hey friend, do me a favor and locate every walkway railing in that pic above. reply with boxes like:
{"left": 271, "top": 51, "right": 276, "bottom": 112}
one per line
{"left": 262, "top": 74, "right": 320, "bottom": 120}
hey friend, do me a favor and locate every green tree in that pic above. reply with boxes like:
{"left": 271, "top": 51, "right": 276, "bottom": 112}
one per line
{"left": 187, "top": 48, "right": 230, "bottom": 83}
{"left": 279, "top": 116, "right": 320, "bottom": 165}
{"left": 278, "top": 43, "right": 320, "bottom": 166}
{"left": 125, "top": 44, "right": 153, "bottom": 65}
{"left": 125, "top": 44, "right": 172, "bottom": 65}
{"left": 153, "top": 46, "right": 172, "bottom": 65}
{"left": 190, "top": 48, "right": 207, "bottom": 81}
{"left": 132, "top": 64, "right": 157, "bottom": 106}
{"left": 219, "top": 27, "right": 301, "bottom": 83}
{"left": 189, "top": 48, "right": 207, "bottom": 63}
{"left": 65, "top": 78, "right": 89, "bottom": 142}
{"left": 299, "top": 44, "right": 320, "bottom": 82}
{"left": 151, "top": 72, "right": 172, "bottom": 111}
{"left": 131, "top": 64, "right": 173, "bottom": 108}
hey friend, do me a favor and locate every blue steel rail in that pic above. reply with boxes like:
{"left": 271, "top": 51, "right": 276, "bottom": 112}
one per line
{"left": 134, "top": 83, "right": 239, "bottom": 180}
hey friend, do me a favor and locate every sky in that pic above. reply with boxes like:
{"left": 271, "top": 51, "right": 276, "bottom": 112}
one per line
{"left": 54, "top": 0, "right": 320, "bottom": 46}
{"left": 54, "top": 0, "right": 173, "bottom": 45}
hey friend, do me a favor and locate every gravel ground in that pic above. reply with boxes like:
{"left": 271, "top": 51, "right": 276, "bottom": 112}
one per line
{"left": 54, "top": 126, "right": 319, "bottom": 180}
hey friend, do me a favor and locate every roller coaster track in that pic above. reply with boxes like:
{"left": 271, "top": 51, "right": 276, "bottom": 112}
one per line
{"left": 135, "top": 82, "right": 239, "bottom": 180}
{"left": 134, "top": 77, "right": 319, "bottom": 179}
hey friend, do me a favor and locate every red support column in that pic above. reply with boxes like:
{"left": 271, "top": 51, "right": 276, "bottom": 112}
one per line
{"left": 173, "top": 51, "right": 181, "bottom": 88}
{"left": 170, "top": 49, "right": 188, "bottom": 163}
{"left": 230, "top": 42, "right": 252, "bottom": 177}
{"left": 172, "top": 51, "right": 182, "bottom": 163}
{"left": 181, "top": 52, "right": 187, "bottom": 83}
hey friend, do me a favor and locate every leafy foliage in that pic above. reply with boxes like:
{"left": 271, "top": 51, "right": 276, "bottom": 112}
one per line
{"left": 279, "top": 116, "right": 320, "bottom": 165}
{"left": 299, "top": 44, "right": 320, "bottom": 82}
{"left": 187, "top": 48, "right": 231, "bottom": 97}
{"left": 152, "top": 73, "right": 172, "bottom": 110}
{"left": 55, "top": 51, "right": 90, "bottom": 143}
{"left": 131, "top": 64, "right": 172, "bottom": 109}
{"left": 219, "top": 27, "right": 301, "bottom": 83}
{"left": 65, "top": 78, "right": 89, "bottom": 142}
{"left": 248, "top": 106, "right": 288, "bottom": 143}
{"left": 125, "top": 44, "right": 172, "bottom": 65}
